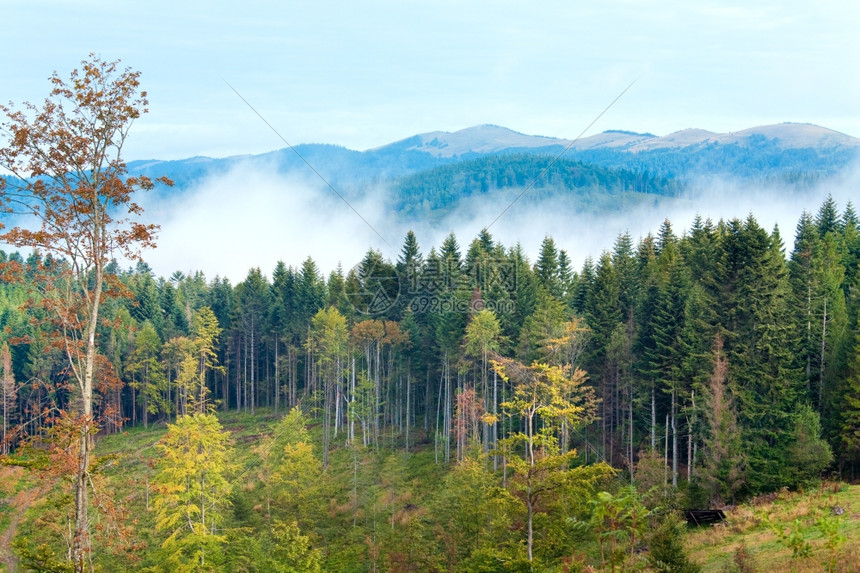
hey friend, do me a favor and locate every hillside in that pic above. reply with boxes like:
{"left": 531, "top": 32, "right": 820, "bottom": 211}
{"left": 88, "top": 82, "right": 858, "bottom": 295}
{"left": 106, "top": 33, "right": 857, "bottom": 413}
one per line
{"left": 4, "top": 411, "right": 859, "bottom": 572}
{"left": 114, "top": 122, "right": 860, "bottom": 238}
{"left": 374, "top": 123, "right": 860, "bottom": 156}
{"left": 687, "top": 483, "right": 860, "bottom": 572}
{"left": 125, "top": 123, "right": 860, "bottom": 196}
{"left": 390, "top": 153, "right": 680, "bottom": 221}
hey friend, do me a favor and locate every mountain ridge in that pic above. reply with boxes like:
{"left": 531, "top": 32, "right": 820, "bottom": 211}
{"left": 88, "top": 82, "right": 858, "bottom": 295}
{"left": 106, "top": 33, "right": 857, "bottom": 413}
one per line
{"left": 123, "top": 122, "right": 859, "bottom": 202}
{"left": 372, "top": 122, "right": 860, "bottom": 158}
{"left": 129, "top": 122, "right": 860, "bottom": 164}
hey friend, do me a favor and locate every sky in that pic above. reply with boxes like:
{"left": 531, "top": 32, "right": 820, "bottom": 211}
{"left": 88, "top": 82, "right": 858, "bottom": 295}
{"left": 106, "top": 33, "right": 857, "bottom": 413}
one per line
{"left": 2, "top": 0, "right": 858, "bottom": 161}
{"left": 2, "top": 0, "right": 859, "bottom": 281}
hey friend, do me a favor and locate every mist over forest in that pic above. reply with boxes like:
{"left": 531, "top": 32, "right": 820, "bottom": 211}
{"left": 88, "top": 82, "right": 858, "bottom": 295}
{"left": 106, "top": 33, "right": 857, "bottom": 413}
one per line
{"left": 3, "top": 58, "right": 860, "bottom": 572}
{"left": 137, "top": 124, "right": 860, "bottom": 284}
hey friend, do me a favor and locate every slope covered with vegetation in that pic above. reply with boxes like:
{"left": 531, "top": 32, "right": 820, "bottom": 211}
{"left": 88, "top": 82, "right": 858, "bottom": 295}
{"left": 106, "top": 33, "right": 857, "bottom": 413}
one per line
{"left": 2, "top": 193, "right": 859, "bottom": 571}
{"left": 687, "top": 482, "right": 860, "bottom": 572}
{"left": 2, "top": 56, "right": 860, "bottom": 573}
{"left": 391, "top": 154, "right": 680, "bottom": 219}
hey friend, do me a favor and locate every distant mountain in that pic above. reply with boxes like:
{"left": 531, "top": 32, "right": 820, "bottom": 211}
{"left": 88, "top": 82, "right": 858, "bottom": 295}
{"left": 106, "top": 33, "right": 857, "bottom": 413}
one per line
{"left": 126, "top": 143, "right": 453, "bottom": 194}
{"left": 122, "top": 122, "right": 859, "bottom": 215}
{"left": 628, "top": 123, "right": 859, "bottom": 151}
{"left": 391, "top": 154, "right": 680, "bottom": 224}
{"left": 374, "top": 123, "right": 859, "bottom": 156}
{"left": 374, "top": 124, "right": 572, "bottom": 158}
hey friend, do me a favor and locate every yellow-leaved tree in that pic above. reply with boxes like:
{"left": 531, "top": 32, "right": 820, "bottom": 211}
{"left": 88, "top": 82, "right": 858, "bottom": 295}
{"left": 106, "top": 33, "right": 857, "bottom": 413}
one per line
{"left": 254, "top": 406, "right": 324, "bottom": 572}
{"left": 173, "top": 307, "right": 224, "bottom": 416}
{"left": 492, "top": 355, "right": 610, "bottom": 565}
{"left": 152, "top": 413, "right": 233, "bottom": 572}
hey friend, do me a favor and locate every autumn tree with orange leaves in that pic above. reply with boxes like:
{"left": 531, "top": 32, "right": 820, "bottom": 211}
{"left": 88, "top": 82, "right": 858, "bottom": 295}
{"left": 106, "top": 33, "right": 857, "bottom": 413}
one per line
{"left": 0, "top": 54, "right": 170, "bottom": 572}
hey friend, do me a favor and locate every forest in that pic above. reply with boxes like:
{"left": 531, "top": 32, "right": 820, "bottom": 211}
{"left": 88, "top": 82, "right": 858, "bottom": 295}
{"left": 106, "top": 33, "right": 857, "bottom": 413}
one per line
{"left": 2, "top": 56, "right": 860, "bottom": 573}
{"left": 391, "top": 154, "right": 679, "bottom": 219}
{"left": 2, "top": 197, "right": 859, "bottom": 571}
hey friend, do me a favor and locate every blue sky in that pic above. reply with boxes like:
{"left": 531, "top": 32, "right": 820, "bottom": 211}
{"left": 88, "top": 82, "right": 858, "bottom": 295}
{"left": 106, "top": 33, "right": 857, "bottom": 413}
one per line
{"left": 2, "top": 0, "right": 858, "bottom": 161}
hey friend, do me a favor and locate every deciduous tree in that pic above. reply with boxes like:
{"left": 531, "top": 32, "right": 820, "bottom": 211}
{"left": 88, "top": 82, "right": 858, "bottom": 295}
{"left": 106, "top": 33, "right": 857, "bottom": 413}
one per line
{"left": 153, "top": 413, "right": 233, "bottom": 571}
{"left": 491, "top": 355, "right": 606, "bottom": 563}
{"left": 0, "top": 54, "right": 170, "bottom": 571}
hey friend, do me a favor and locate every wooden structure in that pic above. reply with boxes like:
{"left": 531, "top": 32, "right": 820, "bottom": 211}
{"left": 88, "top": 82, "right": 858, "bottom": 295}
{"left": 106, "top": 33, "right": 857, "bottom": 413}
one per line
{"left": 684, "top": 509, "right": 727, "bottom": 526}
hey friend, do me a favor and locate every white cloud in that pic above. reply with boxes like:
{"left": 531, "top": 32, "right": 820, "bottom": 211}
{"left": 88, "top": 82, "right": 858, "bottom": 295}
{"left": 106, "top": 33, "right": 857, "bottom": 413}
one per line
{"left": 141, "top": 162, "right": 394, "bottom": 283}
{"left": 139, "top": 159, "right": 860, "bottom": 284}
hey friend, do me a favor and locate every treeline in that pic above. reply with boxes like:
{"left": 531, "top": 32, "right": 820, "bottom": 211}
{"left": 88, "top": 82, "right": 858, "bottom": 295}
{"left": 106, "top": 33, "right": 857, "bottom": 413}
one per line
{"left": 2, "top": 196, "right": 859, "bottom": 500}
{"left": 393, "top": 153, "right": 679, "bottom": 218}
{"left": 571, "top": 135, "right": 858, "bottom": 181}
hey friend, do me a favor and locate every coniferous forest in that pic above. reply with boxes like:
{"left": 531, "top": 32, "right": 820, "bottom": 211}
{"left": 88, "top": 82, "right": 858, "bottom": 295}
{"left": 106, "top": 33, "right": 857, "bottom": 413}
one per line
{"left": 2, "top": 56, "right": 860, "bottom": 573}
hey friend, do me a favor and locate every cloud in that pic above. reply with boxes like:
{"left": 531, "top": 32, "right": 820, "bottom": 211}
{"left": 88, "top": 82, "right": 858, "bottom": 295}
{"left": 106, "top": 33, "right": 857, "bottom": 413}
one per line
{"left": 141, "top": 161, "right": 395, "bottom": 283}
{"left": 482, "top": 164, "right": 860, "bottom": 268}
{"left": 140, "top": 159, "right": 860, "bottom": 284}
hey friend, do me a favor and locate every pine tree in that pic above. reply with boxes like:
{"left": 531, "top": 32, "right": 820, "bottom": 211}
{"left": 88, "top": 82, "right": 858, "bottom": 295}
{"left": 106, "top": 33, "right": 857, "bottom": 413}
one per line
{"left": 206, "top": 275, "right": 234, "bottom": 410}
{"left": 813, "top": 232, "right": 847, "bottom": 410}
{"left": 840, "top": 309, "right": 860, "bottom": 470}
{"left": 517, "top": 291, "right": 568, "bottom": 364}
{"left": 585, "top": 251, "right": 622, "bottom": 364}
{"left": 841, "top": 201, "right": 860, "bottom": 300}
{"left": 612, "top": 232, "right": 638, "bottom": 320}
{"left": 789, "top": 211, "right": 820, "bottom": 388}
{"left": 649, "top": 240, "right": 691, "bottom": 486}
{"left": 234, "top": 268, "right": 271, "bottom": 414}
{"left": 815, "top": 194, "right": 840, "bottom": 238}
{"left": 346, "top": 249, "right": 399, "bottom": 317}
{"left": 127, "top": 263, "right": 163, "bottom": 330}
{"left": 159, "top": 280, "right": 188, "bottom": 340}
{"left": 396, "top": 230, "right": 423, "bottom": 317}
{"left": 557, "top": 249, "right": 574, "bottom": 302}
{"left": 570, "top": 256, "right": 595, "bottom": 315}
{"left": 682, "top": 216, "right": 717, "bottom": 290}
{"left": 440, "top": 232, "right": 463, "bottom": 276}
{"left": 297, "top": 257, "right": 326, "bottom": 327}
{"left": 698, "top": 334, "right": 745, "bottom": 505}
{"left": 509, "top": 243, "right": 537, "bottom": 320}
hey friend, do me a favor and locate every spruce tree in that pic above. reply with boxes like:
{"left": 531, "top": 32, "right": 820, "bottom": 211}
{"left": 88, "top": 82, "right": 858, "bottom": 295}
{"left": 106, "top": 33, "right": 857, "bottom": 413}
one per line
{"left": 839, "top": 309, "right": 860, "bottom": 471}
{"left": 535, "top": 236, "right": 561, "bottom": 297}
{"left": 815, "top": 194, "right": 840, "bottom": 238}
{"left": 714, "top": 217, "right": 803, "bottom": 491}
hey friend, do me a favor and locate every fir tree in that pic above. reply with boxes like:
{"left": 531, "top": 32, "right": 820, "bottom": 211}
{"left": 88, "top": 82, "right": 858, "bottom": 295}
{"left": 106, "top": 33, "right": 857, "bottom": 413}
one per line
{"left": 535, "top": 236, "right": 560, "bottom": 297}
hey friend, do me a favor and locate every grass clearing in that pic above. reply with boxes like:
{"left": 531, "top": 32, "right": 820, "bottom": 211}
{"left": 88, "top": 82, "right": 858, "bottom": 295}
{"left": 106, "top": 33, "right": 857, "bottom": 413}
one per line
{"left": 688, "top": 482, "right": 860, "bottom": 572}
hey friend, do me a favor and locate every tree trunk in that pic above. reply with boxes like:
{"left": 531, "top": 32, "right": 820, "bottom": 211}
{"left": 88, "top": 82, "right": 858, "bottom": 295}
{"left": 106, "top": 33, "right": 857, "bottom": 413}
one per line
{"left": 672, "top": 388, "right": 678, "bottom": 487}
{"left": 651, "top": 385, "right": 656, "bottom": 451}
{"left": 664, "top": 413, "right": 669, "bottom": 486}
{"left": 73, "top": 266, "right": 103, "bottom": 573}
{"left": 2, "top": 383, "right": 6, "bottom": 456}
{"left": 274, "top": 338, "right": 279, "bottom": 414}
{"left": 819, "top": 295, "right": 827, "bottom": 408}
{"left": 250, "top": 322, "right": 256, "bottom": 416}
{"left": 527, "top": 489, "right": 534, "bottom": 563}
{"left": 405, "top": 368, "right": 410, "bottom": 452}
{"left": 629, "top": 381, "right": 634, "bottom": 485}
{"left": 493, "top": 368, "right": 498, "bottom": 470}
